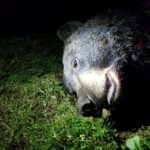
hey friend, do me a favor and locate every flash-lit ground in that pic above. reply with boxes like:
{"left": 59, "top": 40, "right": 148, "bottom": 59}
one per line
{"left": 0, "top": 33, "right": 150, "bottom": 149}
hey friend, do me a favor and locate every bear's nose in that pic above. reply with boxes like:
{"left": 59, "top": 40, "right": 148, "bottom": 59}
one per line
{"left": 78, "top": 95, "right": 99, "bottom": 117}
{"left": 82, "top": 101, "right": 96, "bottom": 116}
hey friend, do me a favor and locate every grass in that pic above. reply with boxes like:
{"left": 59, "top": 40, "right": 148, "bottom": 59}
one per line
{"left": 0, "top": 33, "right": 150, "bottom": 150}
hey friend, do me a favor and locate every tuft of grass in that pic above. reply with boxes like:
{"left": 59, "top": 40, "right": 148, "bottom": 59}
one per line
{"left": 50, "top": 116, "right": 118, "bottom": 150}
{"left": 0, "top": 33, "right": 150, "bottom": 149}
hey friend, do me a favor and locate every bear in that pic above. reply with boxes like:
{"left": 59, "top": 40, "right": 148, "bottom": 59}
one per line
{"left": 57, "top": 10, "right": 150, "bottom": 128}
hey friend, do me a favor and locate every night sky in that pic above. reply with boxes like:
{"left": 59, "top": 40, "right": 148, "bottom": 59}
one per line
{"left": 0, "top": 0, "right": 144, "bottom": 34}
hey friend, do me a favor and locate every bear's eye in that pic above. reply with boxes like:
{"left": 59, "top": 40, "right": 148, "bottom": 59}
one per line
{"left": 73, "top": 59, "right": 78, "bottom": 68}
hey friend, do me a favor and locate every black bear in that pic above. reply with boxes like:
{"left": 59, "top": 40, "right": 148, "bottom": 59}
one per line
{"left": 57, "top": 10, "right": 150, "bottom": 128}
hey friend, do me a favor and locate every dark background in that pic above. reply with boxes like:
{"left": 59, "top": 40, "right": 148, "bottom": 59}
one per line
{"left": 0, "top": 0, "right": 147, "bottom": 35}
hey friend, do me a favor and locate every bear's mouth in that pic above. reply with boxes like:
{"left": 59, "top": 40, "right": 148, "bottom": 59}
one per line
{"left": 106, "top": 72, "right": 120, "bottom": 104}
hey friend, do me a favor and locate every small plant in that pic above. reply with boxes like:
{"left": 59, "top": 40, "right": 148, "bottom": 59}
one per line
{"left": 126, "top": 135, "right": 150, "bottom": 150}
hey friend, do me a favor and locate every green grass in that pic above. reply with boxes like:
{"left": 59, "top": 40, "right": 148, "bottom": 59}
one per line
{"left": 0, "top": 33, "right": 150, "bottom": 150}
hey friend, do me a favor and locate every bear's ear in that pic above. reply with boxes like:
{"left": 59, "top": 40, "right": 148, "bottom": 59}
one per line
{"left": 57, "top": 21, "right": 82, "bottom": 41}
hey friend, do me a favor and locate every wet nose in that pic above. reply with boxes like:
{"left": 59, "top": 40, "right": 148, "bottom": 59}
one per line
{"left": 82, "top": 102, "right": 96, "bottom": 116}
{"left": 80, "top": 96, "right": 98, "bottom": 117}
